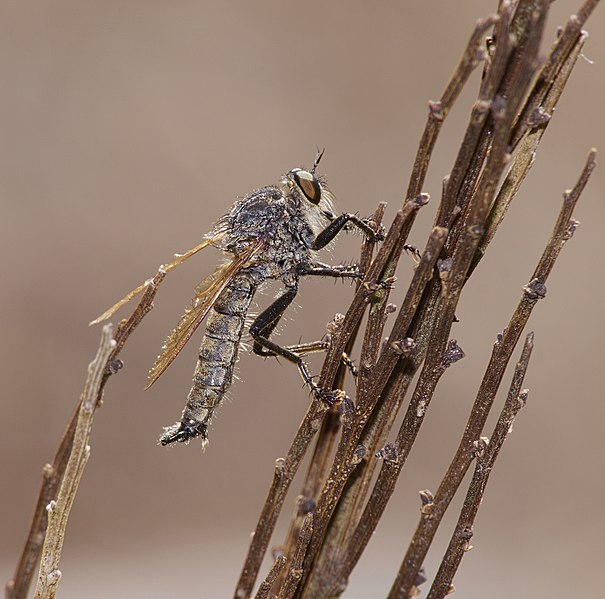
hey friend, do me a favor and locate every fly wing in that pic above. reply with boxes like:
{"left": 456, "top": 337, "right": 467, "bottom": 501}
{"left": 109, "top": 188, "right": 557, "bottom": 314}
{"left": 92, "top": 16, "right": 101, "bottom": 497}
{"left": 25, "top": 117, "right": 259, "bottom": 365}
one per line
{"left": 145, "top": 239, "right": 264, "bottom": 389}
{"left": 90, "top": 233, "right": 225, "bottom": 326}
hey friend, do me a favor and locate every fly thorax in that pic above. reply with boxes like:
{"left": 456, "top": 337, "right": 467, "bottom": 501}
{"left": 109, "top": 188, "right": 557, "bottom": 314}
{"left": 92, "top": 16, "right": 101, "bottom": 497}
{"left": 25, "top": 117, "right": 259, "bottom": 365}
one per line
{"left": 224, "top": 187, "right": 285, "bottom": 248}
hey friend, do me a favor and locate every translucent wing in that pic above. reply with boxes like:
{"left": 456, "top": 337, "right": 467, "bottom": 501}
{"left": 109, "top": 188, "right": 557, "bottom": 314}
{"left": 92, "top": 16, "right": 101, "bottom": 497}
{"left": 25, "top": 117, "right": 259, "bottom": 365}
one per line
{"left": 145, "top": 239, "right": 264, "bottom": 389}
{"left": 89, "top": 233, "right": 225, "bottom": 326}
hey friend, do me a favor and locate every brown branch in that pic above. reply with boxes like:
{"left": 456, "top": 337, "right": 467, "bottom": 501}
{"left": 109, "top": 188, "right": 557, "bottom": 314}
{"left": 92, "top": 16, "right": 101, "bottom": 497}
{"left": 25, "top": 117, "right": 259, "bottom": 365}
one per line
{"left": 387, "top": 148, "right": 596, "bottom": 599}
{"left": 438, "top": 1, "right": 514, "bottom": 231}
{"left": 234, "top": 403, "right": 328, "bottom": 599}
{"left": 4, "top": 416, "right": 78, "bottom": 599}
{"left": 400, "top": 10, "right": 502, "bottom": 300}
{"left": 272, "top": 202, "right": 388, "bottom": 591}
{"left": 331, "top": 6, "right": 549, "bottom": 590}
{"left": 427, "top": 333, "right": 534, "bottom": 599}
{"left": 234, "top": 203, "right": 423, "bottom": 599}
{"left": 254, "top": 556, "right": 286, "bottom": 599}
{"left": 299, "top": 227, "right": 448, "bottom": 597}
{"left": 289, "top": 3, "right": 598, "bottom": 596}
{"left": 511, "top": 0, "right": 600, "bottom": 147}
{"left": 5, "top": 271, "right": 166, "bottom": 599}
{"left": 357, "top": 203, "right": 408, "bottom": 393}
{"left": 33, "top": 325, "right": 116, "bottom": 599}
{"left": 277, "top": 514, "right": 314, "bottom": 599}
{"left": 406, "top": 13, "right": 500, "bottom": 204}
{"left": 471, "top": 24, "right": 589, "bottom": 274}
{"left": 318, "top": 201, "right": 422, "bottom": 389}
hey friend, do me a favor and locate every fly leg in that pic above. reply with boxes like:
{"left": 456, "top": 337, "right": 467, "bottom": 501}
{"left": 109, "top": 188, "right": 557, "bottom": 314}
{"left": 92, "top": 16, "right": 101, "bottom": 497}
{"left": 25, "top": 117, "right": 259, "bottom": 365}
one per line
{"left": 285, "top": 339, "right": 358, "bottom": 377}
{"left": 311, "top": 213, "right": 384, "bottom": 250}
{"left": 250, "top": 284, "right": 338, "bottom": 405}
{"left": 296, "top": 262, "right": 363, "bottom": 280}
{"left": 288, "top": 263, "right": 358, "bottom": 378}
{"left": 403, "top": 244, "right": 422, "bottom": 263}
{"left": 293, "top": 261, "right": 378, "bottom": 376}
{"left": 256, "top": 327, "right": 358, "bottom": 377}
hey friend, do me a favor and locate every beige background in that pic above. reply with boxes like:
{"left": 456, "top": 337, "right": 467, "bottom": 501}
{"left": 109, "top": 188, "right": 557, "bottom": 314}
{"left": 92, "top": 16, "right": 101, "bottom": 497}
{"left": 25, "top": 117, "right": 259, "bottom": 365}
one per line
{"left": 1, "top": 2, "right": 604, "bottom": 598}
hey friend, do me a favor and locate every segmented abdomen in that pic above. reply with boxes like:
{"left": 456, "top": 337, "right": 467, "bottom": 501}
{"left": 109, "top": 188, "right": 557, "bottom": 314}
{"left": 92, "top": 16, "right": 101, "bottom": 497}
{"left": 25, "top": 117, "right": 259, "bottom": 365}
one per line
{"left": 160, "top": 272, "right": 257, "bottom": 446}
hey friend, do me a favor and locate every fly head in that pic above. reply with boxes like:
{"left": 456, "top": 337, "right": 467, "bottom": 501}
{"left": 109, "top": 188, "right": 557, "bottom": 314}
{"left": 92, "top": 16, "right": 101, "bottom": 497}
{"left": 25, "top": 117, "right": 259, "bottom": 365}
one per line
{"left": 281, "top": 160, "right": 335, "bottom": 224}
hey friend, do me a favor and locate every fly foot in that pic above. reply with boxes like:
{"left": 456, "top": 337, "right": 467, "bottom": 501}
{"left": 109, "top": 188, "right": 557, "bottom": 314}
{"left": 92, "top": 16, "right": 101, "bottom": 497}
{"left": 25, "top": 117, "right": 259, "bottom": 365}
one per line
{"left": 403, "top": 244, "right": 422, "bottom": 263}
{"left": 377, "top": 276, "right": 397, "bottom": 290}
{"left": 367, "top": 221, "right": 386, "bottom": 242}
{"left": 364, "top": 276, "right": 397, "bottom": 295}
{"left": 160, "top": 418, "right": 208, "bottom": 447}
{"left": 341, "top": 352, "right": 358, "bottom": 377}
{"left": 305, "top": 374, "right": 332, "bottom": 406}
{"left": 312, "top": 385, "right": 349, "bottom": 410}
{"left": 298, "top": 360, "right": 339, "bottom": 407}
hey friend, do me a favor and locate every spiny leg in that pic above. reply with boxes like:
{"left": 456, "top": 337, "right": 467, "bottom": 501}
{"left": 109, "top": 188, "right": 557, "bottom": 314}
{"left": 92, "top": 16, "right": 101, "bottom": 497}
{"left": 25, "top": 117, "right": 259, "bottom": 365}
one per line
{"left": 250, "top": 263, "right": 361, "bottom": 357}
{"left": 282, "top": 339, "right": 358, "bottom": 377}
{"left": 298, "top": 262, "right": 399, "bottom": 296}
{"left": 254, "top": 264, "right": 362, "bottom": 374}
{"left": 250, "top": 285, "right": 297, "bottom": 358}
{"left": 403, "top": 244, "right": 422, "bottom": 263}
{"left": 296, "top": 262, "right": 364, "bottom": 279}
{"left": 311, "top": 213, "right": 384, "bottom": 250}
{"left": 250, "top": 285, "right": 337, "bottom": 404}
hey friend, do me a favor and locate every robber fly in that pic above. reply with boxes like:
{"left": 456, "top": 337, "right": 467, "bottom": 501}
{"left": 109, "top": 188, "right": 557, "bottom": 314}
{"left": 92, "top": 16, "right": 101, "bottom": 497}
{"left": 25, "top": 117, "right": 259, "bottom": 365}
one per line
{"left": 91, "top": 151, "right": 382, "bottom": 447}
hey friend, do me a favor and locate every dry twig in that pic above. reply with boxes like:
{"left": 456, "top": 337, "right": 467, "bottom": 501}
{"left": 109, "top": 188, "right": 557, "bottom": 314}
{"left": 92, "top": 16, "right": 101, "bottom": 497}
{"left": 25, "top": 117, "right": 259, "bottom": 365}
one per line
{"left": 33, "top": 325, "right": 116, "bottom": 599}
{"left": 6, "top": 271, "right": 166, "bottom": 599}
{"left": 427, "top": 333, "right": 534, "bottom": 599}
{"left": 235, "top": 2, "right": 599, "bottom": 598}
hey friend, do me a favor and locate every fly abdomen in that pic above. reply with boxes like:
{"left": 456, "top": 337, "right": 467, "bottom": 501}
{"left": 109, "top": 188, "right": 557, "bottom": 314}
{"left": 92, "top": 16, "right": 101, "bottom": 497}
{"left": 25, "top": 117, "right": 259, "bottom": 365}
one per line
{"left": 160, "top": 273, "right": 258, "bottom": 446}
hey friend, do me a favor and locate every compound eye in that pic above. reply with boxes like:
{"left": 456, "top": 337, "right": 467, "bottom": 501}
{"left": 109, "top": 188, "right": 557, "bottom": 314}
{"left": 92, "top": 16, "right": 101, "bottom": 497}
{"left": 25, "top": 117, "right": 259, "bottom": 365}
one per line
{"left": 292, "top": 169, "right": 321, "bottom": 205}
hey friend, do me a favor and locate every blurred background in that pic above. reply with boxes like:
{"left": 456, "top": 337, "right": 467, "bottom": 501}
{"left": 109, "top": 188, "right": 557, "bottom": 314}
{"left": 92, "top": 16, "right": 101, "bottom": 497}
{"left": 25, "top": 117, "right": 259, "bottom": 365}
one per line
{"left": 1, "top": 1, "right": 603, "bottom": 597}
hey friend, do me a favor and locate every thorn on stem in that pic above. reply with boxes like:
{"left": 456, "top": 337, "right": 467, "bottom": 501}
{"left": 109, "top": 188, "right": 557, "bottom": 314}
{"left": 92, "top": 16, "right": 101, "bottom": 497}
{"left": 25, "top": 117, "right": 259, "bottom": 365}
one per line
{"left": 325, "top": 313, "right": 345, "bottom": 335}
{"left": 271, "top": 547, "right": 285, "bottom": 561}
{"left": 414, "top": 192, "right": 431, "bottom": 206}
{"left": 468, "top": 224, "right": 485, "bottom": 239}
{"left": 527, "top": 106, "right": 551, "bottom": 127}
{"left": 298, "top": 495, "right": 316, "bottom": 515}
{"left": 517, "top": 389, "right": 529, "bottom": 409}
{"left": 429, "top": 100, "right": 445, "bottom": 121}
{"left": 391, "top": 337, "right": 416, "bottom": 356}
{"left": 473, "top": 437, "right": 490, "bottom": 458}
{"left": 419, "top": 489, "right": 435, "bottom": 514}
{"left": 337, "top": 394, "right": 355, "bottom": 416}
{"left": 408, "top": 567, "right": 427, "bottom": 597}
{"left": 351, "top": 445, "right": 368, "bottom": 465}
{"left": 376, "top": 443, "right": 399, "bottom": 464}
{"left": 564, "top": 218, "right": 580, "bottom": 240}
{"left": 437, "top": 257, "right": 453, "bottom": 282}
{"left": 523, "top": 278, "right": 547, "bottom": 300}
{"left": 491, "top": 94, "right": 507, "bottom": 118}
{"left": 107, "top": 359, "right": 123, "bottom": 375}
{"left": 442, "top": 339, "right": 465, "bottom": 368}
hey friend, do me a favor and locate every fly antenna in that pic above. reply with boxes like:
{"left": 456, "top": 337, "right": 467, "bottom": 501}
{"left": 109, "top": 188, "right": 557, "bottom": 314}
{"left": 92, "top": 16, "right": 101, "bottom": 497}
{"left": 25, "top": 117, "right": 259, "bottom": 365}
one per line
{"left": 312, "top": 147, "right": 325, "bottom": 174}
